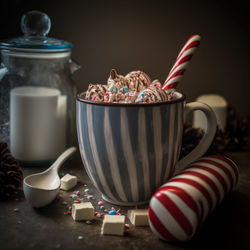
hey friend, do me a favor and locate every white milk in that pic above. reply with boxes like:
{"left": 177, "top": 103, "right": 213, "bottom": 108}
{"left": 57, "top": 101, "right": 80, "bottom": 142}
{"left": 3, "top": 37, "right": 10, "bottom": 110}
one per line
{"left": 10, "top": 86, "right": 67, "bottom": 162}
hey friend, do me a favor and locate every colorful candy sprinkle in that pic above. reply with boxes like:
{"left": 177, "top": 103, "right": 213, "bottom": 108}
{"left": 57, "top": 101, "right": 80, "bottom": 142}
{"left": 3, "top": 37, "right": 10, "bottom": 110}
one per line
{"left": 124, "top": 224, "right": 130, "bottom": 230}
{"left": 124, "top": 86, "right": 128, "bottom": 93}
{"left": 72, "top": 194, "right": 78, "bottom": 200}
{"left": 57, "top": 194, "right": 63, "bottom": 200}
{"left": 100, "top": 206, "right": 105, "bottom": 210}
{"left": 98, "top": 201, "right": 104, "bottom": 206}
{"left": 108, "top": 210, "right": 117, "bottom": 215}
{"left": 78, "top": 236, "right": 83, "bottom": 240}
{"left": 84, "top": 188, "right": 89, "bottom": 193}
{"left": 87, "top": 195, "right": 93, "bottom": 200}
{"left": 73, "top": 190, "right": 80, "bottom": 195}
{"left": 74, "top": 198, "right": 80, "bottom": 203}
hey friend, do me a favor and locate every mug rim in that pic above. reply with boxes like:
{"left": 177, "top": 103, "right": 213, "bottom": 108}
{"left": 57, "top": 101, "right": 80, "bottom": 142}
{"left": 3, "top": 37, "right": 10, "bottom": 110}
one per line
{"left": 76, "top": 91, "right": 186, "bottom": 107}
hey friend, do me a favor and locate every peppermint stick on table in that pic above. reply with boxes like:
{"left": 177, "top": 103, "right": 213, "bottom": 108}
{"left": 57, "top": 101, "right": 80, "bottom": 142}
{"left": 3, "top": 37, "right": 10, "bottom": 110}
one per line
{"left": 148, "top": 155, "right": 239, "bottom": 242}
{"left": 162, "top": 34, "right": 201, "bottom": 92}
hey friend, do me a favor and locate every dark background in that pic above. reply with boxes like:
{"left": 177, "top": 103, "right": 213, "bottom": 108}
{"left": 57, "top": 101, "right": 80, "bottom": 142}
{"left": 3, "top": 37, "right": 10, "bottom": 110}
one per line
{"left": 0, "top": 0, "right": 249, "bottom": 115}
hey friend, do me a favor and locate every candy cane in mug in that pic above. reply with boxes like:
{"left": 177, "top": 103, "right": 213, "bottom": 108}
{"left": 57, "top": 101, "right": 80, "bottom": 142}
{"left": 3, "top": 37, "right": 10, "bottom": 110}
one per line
{"left": 148, "top": 155, "right": 239, "bottom": 242}
{"left": 162, "top": 34, "right": 201, "bottom": 91}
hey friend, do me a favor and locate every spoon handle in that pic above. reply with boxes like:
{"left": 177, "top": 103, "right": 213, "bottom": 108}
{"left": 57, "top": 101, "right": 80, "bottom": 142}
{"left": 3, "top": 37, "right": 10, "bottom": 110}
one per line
{"left": 49, "top": 147, "right": 77, "bottom": 173}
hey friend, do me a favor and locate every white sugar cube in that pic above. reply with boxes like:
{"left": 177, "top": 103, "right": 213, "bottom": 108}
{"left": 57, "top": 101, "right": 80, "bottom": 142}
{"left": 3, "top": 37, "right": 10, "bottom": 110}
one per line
{"left": 101, "top": 215, "right": 126, "bottom": 236}
{"left": 72, "top": 202, "right": 94, "bottom": 221}
{"left": 60, "top": 173, "right": 77, "bottom": 190}
{"left": 127, "top": 209, "right": 149, "bottom": 226}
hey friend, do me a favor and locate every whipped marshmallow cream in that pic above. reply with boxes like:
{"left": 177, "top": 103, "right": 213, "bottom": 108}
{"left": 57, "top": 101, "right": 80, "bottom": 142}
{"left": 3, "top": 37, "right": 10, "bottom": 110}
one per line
{"left": 82, "top": 69, "right": 174, "bottom": 104}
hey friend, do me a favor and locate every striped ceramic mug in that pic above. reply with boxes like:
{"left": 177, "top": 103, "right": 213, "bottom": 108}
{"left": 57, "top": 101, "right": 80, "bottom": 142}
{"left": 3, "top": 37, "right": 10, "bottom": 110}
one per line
{"left": 76, "top": 91, "right": 217, "bottom": 206}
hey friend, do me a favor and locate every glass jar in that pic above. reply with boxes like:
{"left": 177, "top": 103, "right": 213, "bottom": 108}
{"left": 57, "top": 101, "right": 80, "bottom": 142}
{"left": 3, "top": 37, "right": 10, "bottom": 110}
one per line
{"left": 0, "top": 11, "right": 80, "bottom": 165}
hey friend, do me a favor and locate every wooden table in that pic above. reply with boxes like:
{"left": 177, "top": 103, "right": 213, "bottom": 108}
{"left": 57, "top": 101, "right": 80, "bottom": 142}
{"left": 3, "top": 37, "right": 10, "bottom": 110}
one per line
{"left": 1, "top": 150, "right": 250, "bottom": 250}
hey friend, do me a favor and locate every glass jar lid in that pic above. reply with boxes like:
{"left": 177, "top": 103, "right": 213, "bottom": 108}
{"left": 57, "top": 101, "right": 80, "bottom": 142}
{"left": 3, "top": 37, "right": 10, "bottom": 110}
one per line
{"left": 0, "top": 11, "right": 73, "bottom": 52}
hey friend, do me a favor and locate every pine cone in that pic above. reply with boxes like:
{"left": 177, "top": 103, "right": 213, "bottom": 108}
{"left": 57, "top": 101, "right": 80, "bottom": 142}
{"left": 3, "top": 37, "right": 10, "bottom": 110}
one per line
{"left": 224, "top": 106, "right": 249, "bottom": 151}
{"left": 0, "top": 141, "right": 23, "bottom": 199}
{"left": 180, "top": 125, "right": 203, "bottom": 159}
{"left": 180, "top": 107, "right": 249, "bottom": 159}
{"left": 180, "top": 125, "right": 226, "bottom": 159}
{"left": 205, "top": 127, "right": 228, "bottom": 155}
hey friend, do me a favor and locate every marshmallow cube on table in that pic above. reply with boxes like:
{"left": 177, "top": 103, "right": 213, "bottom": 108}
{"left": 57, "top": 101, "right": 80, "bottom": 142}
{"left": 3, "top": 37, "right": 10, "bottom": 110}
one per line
{"left": 148, "top": 155, "right": 239, "bottom": 242}
{"left": 60, "top": 173, "right": 77, "bottom": 190}
{"left": 193, "top": 94, "right": 228, "bottom": 131}
{"left": 72, "top": 202, "right": 94, "bottom": 221}
{"left": 101, "top": 215, "right": 126, "bottom": 236}
{"left": 127, "top": 209, "right": 149, "bottom": 226}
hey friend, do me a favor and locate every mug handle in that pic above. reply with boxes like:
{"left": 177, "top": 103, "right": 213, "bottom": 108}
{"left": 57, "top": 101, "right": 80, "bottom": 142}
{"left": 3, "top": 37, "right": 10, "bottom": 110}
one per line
{"left": 176, "top": 102, "right": 217, "bottom": 174}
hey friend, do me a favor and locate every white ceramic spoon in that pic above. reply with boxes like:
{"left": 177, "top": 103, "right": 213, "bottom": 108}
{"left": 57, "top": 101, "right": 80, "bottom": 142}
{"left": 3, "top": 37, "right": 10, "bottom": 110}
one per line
{"left": 23, "top": 147, "right": 77, "bottom": 208}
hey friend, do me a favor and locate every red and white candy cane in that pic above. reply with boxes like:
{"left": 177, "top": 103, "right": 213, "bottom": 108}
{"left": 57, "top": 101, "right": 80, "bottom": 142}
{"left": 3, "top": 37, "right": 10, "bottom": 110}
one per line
{"left": 162, "top": 34, "right": 201, "bottom": 91}
{"left": 148, "top": 155, "right": 239, "bottom": 242}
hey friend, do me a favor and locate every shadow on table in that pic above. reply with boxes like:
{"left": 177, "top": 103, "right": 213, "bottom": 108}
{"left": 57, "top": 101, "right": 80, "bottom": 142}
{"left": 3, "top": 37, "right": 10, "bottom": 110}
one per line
{"left": 172, "top": 190, "right": 250, "bottom": 249}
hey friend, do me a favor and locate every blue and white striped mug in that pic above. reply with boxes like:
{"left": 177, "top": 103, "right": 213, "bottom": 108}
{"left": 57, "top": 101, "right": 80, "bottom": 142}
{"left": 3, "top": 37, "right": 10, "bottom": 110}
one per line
{"left": 76, "top": 91, "right": 217, "bottom": 206}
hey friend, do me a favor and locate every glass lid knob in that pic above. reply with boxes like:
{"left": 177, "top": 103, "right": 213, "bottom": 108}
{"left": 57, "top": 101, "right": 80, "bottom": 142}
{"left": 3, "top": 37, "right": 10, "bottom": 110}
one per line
{"left": 21, "top": 11, "right": 51, "bottom": 37}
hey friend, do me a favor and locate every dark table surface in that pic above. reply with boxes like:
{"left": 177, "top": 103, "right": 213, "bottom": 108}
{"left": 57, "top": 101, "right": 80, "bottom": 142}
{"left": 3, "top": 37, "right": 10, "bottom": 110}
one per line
{"left": 1, "top": 150, "right": 250, "bottom": 250}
